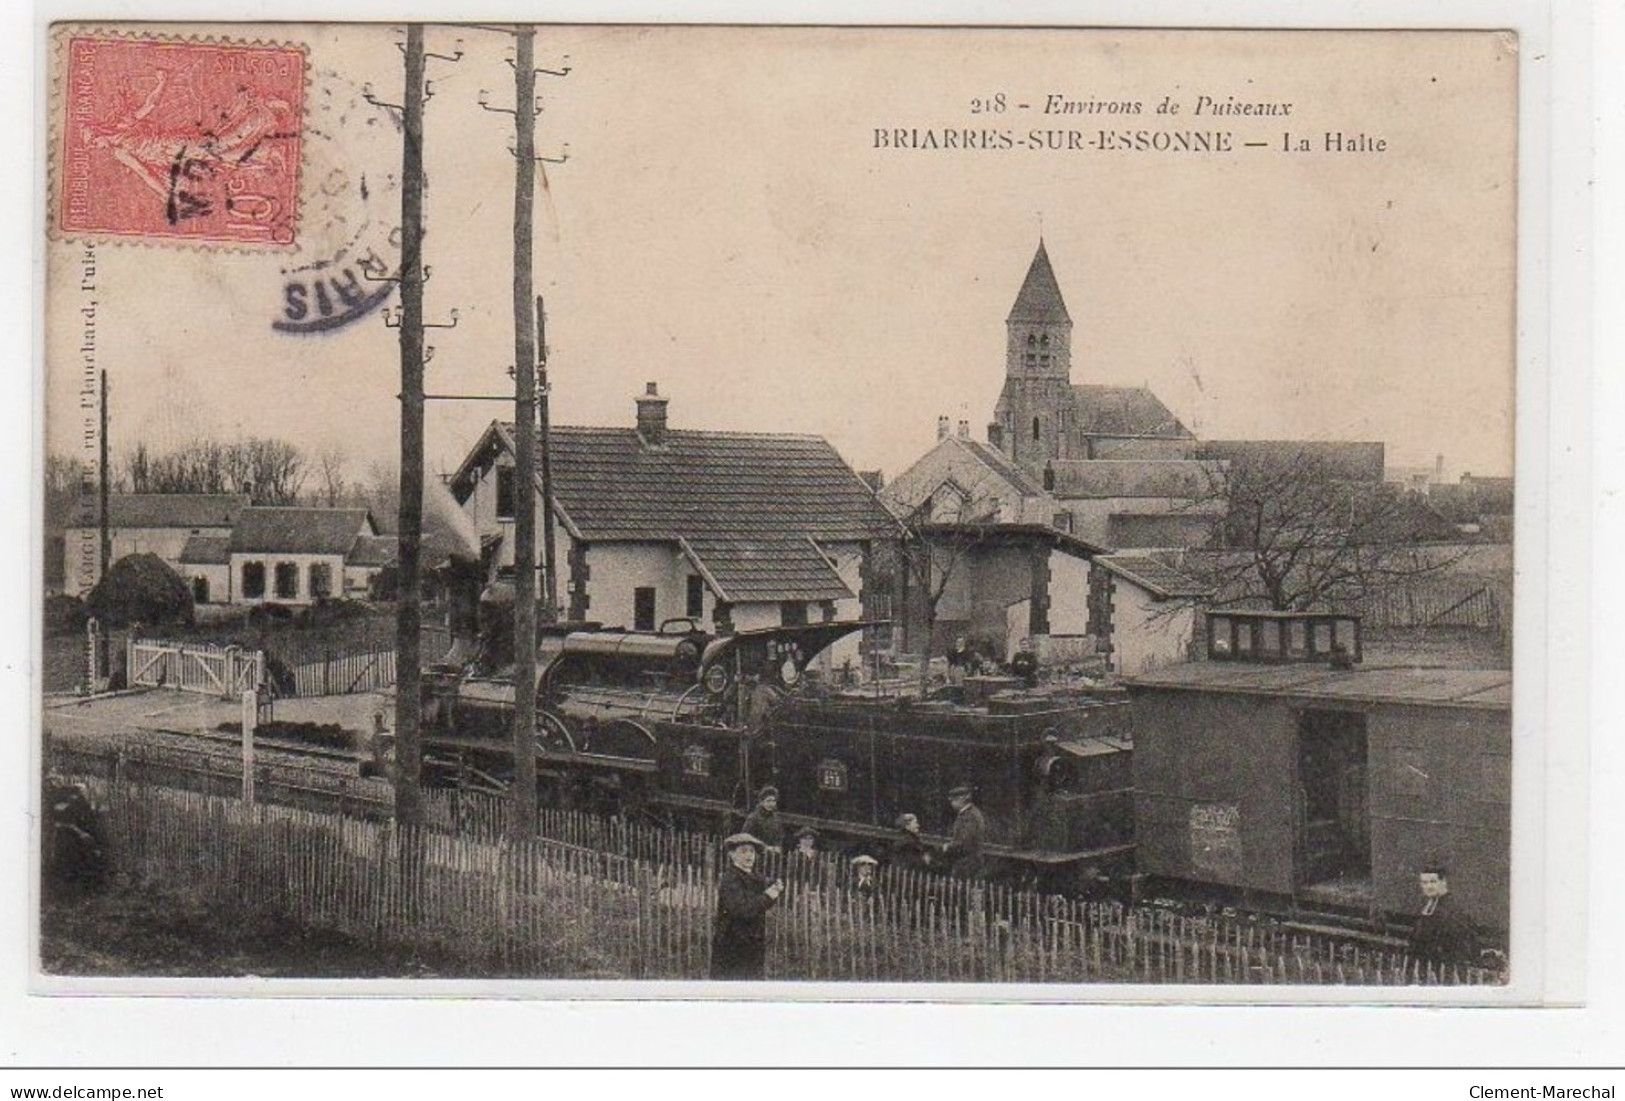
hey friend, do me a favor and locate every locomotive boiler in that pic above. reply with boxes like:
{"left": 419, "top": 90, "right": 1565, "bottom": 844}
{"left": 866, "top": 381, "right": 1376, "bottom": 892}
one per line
{"left": 420, "top": 585, "right": 1135, "bottom": 887}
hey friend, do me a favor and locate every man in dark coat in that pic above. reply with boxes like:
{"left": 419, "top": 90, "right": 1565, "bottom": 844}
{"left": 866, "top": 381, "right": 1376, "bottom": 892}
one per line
{"left": 944, "top": 783, "right": 989, "bottom": 879}
{"left": 710, "top": 833, "right": 785, "bottom": 980}
{"left": 1410, "top": 865, "right": 1485, "bottom": 969}
{"left": 741, "top": 786, "right": 785, "bottom": 851}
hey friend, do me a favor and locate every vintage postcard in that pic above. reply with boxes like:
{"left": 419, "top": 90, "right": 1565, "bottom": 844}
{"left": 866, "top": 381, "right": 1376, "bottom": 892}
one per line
{"left": 37, "top": 21, "right": 1529, "bottom": 1002}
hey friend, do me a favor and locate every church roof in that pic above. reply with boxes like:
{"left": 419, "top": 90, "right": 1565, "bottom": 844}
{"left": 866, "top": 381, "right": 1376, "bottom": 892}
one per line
{"left": 1006, "top": 241, "right": 1071, "bottom": 325}
{"left": 1071, "top": 385, "right": 1194, "bottom": 439}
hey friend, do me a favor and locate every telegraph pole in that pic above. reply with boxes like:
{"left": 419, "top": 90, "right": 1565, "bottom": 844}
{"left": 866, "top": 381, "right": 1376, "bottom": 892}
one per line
{"left": 394, "top": 23, "right": 428, "bottom": 828}
{"left": 511, "top": 24, "right": 540, "bottom": 837}
{"left": 537, "top": 295, "right": 558, "bottom": 618}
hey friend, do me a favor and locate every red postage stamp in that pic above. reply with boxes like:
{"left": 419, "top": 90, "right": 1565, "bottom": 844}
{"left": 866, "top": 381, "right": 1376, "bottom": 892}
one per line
{"left": 58, "top": 35, "right": 305, "bottom": 246}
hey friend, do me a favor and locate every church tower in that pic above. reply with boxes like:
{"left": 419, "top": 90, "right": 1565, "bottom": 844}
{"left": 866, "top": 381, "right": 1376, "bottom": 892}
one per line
{"left": 992, "top": 241, "right": 1073, "bottom": 469}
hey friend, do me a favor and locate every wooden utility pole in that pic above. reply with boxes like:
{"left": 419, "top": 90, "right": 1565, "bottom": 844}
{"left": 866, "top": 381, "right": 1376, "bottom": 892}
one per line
{"left": 537, "top": 295, "right": 559, "bottom": 617}
{"left": 510, "top": 24, "right": 540, "bottom": 836}
{"left": 393, "top": 23, "right": 427, "bottom": 827}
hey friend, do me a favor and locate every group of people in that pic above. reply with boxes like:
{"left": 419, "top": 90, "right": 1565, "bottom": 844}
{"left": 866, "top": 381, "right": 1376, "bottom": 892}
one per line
{"left": 710, "top": 781, "right": 991, "bottom": 980}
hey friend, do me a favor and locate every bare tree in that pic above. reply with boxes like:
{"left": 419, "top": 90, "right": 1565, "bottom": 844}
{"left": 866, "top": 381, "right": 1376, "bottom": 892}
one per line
{"left": 891, "top": 491, "right": 1003, "bottom": 695}
{"left": 44, "top": 453, "right": 91, "bottom": 532}
{"left": 1192, "top": 450, "right": 1460, "bottom": 612}
{"left": 118, "top": 436, "right": 307, "bottom": 504}
{"left": 315, "top": 445, "right": 348, "bottom": 507}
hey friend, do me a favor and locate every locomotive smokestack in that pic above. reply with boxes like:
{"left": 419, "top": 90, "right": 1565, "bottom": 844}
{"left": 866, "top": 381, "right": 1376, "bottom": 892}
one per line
{"left": 636, "top": 382, "right": 669, "bottom": 448}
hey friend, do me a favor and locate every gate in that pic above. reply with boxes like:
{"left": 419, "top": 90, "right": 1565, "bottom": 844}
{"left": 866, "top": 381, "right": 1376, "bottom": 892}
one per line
{"left": 127, "top": 638, "right": 264, "bottom": 699}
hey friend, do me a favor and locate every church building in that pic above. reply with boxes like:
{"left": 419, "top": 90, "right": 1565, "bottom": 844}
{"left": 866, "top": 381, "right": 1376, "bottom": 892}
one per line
{"left": 988, "top": 242, "right": 1226, "bottom": 549}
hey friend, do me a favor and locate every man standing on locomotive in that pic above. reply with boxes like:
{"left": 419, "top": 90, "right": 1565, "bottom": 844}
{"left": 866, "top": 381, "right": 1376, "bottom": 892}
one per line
{"left": 742, "top": 786, "right": 785, "bottom": 851}
{"left": 710, "top": 833, "right": 785, "bottom": 980}
{"left": 944, "top": 783, "right": 988, "bottom": 879}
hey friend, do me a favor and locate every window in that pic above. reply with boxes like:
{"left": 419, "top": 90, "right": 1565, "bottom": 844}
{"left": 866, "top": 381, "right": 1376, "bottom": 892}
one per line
{"left": 309, "top": 562, "right": 333, "bottom": 599}
{"left": 242, "top": 561, "right": 266, "bottom": 600}
{"left": 1032, "top": 416, "right": 1041, "bottom": 441}
{"left": 274, "top": 562, "right": 299, "bottom": 600}
{"left": 1027, "top": 333, "right": 1037, "bottom": 347}
{"left": 781, "top": 602, "right": 809, "bottom": 627}
{"left": 191, "top": 577, "right": 209, "bottom": 604}
{"left": 495, "top": 466, "right": 516, "bottom": 521}
{"left": 686, "top": 575, "right": 705, "bottom": 618}
{"left": 1040, "top": 333, "right": 1050, "bottom": 347}
{"left": 633, "top": 586, "right": 656, "bottom": 631}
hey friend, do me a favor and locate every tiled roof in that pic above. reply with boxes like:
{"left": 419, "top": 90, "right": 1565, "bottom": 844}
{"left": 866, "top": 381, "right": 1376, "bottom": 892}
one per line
{"left": 1070, "top": 385, "right": 1192, "bottom": 439}
{"left": 177, "top": 535, "right": 230, "bottom": 565}
{"left": 349, "top": 535, "right": 397, "bottom": 567}
{"left": 1007, "top": 241, "right": 1071, "bottom": 324}
{"left": 69, "top": 493, "right": 249, "bottom": 530}
{"left": 498, "top": 423, "right": 897, "bottom": 544}
{"left": 1196, "top": 440, "right": 1386, "bottom": 483}
{"left": 1050, "top": 459, "right": 1221, "bottom": 499}
{"left": 1095, "top": 553, "right": 1213, "bottom": 599}
{"left": 680, "top": 536, "right": 854, "bottom": 604}
{"left": 957, "top": 438, "right": 1047, "bottom": 496}
{"left": 229, "top": 508, "right": 372, "bottom": 556}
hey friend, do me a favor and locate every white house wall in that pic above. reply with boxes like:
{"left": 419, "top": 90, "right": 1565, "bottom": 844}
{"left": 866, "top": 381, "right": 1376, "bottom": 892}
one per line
{"left": 178, "top": 563, "right": 232, "bottom": 605}
{"left": 1047, "top": 550, "right": 1092, "bottom": 636}
{"left": 1108, "top": 580, "right": 1197, "bottom": 677}
{"left": 64, "top": 525, "right": 231, "bottom": 595}
{"left": 582, "top": 543, "right": 686, "bottom": 630}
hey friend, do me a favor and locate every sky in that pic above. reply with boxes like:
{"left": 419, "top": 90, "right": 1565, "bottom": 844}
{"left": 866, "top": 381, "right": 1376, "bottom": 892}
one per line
{"left": 44, "top": 24, "right": 1519, "bottom": 487}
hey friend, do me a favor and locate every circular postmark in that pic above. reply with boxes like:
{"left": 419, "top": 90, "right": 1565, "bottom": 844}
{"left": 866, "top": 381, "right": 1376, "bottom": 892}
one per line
{"left": 271, "top": 72, "right": 402, "bottom": 335}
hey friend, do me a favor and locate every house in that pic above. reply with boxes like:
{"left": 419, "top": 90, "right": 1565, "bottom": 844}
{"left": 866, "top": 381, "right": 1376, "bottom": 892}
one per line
{"left": 62, "top": 492, "right": 249, "bottom": 595}
{"left": 447, "top": 384, "right": 901, "bottom": 669}
{"left": 898, "top": 520, "right": 1110, "bottom": 664}
{"left": 879, "top": 417, "right": 1055, "bottom": 528}
{"left": 1088, "top": 553, "right": 1213, "bottom": 677}
{"left": 177, "top": 506, "right": 386, "bottom": 605}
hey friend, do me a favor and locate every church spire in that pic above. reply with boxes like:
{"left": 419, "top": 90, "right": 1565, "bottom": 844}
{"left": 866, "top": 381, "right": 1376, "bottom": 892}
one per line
{"left": 1006, "top": 240, "right": 1071, "bottom": 324}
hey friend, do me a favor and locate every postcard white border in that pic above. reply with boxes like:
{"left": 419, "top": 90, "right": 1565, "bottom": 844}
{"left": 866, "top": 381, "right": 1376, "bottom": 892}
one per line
{"left": 4, "top": 0, "right": 1614, "bottom": 1068}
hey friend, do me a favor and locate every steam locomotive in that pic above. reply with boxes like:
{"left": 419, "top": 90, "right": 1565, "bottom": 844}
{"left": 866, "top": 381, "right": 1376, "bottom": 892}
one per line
{"left": 419, "top": 585, "right": 1135, "bottom": 887}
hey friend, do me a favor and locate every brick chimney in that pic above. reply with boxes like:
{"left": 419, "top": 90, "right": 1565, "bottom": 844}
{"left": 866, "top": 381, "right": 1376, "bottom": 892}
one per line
{"left": 957, "top": 419, "right": 970, "bottom": 439}
{"left": 636, "top": 382, "right": 669, "bottom": 447}
{"left": 936, "top": 415, "right": 950, "bottom": 441}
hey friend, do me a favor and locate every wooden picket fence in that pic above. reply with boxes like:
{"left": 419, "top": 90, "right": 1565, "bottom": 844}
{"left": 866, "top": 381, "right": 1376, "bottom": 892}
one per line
{"left": 288, "top": 648, "right": 397, "bottom": 698}
{"left": 69, "top": 773, "right": 1504, "bottom": 986}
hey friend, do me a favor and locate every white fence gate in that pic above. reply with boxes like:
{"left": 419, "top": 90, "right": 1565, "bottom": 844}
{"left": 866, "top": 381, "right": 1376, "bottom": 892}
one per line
{"left": 127, "top": 638, "right": 264, "bottom": 699}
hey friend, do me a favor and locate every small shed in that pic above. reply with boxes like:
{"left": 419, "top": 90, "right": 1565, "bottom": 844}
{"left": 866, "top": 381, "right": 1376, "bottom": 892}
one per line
{"left": 1128, "top": 612, "right": 1510, "bottom": 932}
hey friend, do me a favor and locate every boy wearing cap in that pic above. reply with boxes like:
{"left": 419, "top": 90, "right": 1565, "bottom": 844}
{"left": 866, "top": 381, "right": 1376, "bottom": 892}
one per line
{"left": 742, "top": 786, "right": 785, "bottom": 851}
{"left": 710, "top": 833, "right": 785, "bottom": 980}
{"left": 944, "top": 783, "right": 988, "bottom": 879}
